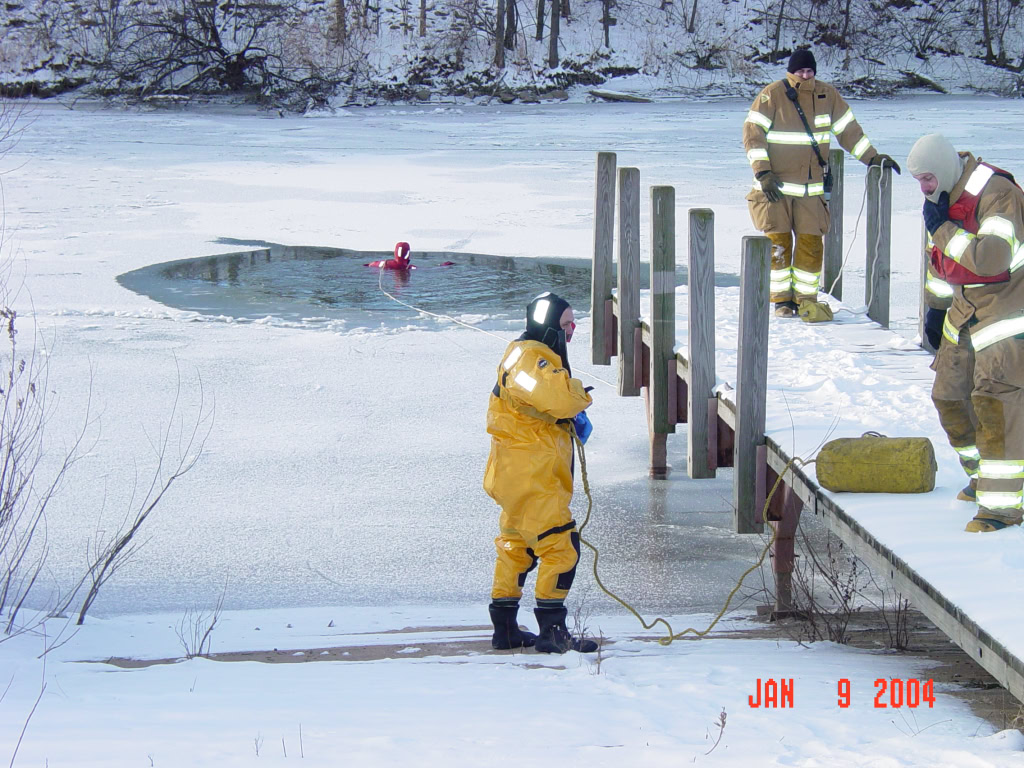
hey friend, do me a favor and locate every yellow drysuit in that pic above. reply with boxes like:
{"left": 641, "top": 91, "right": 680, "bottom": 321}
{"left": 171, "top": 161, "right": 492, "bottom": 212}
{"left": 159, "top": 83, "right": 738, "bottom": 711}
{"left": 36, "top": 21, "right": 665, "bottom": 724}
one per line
{"left": 485, "top": 339, "right": 592, "bottom": 602}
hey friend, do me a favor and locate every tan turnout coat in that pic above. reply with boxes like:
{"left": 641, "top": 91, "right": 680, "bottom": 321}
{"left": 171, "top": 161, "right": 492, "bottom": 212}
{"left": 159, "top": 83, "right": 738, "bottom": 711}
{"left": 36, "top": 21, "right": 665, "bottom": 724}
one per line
{"left": 743, "top": 72, "right": 879, "bottom": 234}
{"left": 936, "top": 153, "right": 1024, "bottom": 350}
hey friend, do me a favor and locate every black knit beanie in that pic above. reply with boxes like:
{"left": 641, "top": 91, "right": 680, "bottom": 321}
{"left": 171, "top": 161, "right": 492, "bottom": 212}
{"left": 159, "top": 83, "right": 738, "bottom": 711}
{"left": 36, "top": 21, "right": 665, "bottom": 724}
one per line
{"left": 787, "top": 48, "right": 816, "bottom": 74}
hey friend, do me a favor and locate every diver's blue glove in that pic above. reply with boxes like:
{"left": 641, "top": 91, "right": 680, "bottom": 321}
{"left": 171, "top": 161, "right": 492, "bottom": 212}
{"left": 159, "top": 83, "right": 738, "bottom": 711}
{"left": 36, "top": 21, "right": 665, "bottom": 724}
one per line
{"left": 923, "top": 191, "right": 950, "bottom": 236}
{"left": 572, "top": 411, "right": 593, "bottom": 445}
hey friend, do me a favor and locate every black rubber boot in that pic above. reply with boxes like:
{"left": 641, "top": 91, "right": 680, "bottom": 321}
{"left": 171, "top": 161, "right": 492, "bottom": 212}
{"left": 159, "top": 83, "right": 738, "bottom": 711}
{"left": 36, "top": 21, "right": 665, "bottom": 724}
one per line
{"left": 489, "top": 603, "right": 537, "bottom": 650}
{"left": 534, "top": 605, "right": 599, "bottom": 654}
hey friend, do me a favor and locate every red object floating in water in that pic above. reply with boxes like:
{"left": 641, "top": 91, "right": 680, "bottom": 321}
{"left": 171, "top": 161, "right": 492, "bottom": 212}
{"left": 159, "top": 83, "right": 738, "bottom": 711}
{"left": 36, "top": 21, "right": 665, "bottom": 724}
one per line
{"left": 365, "top": 241, "right": 416, "bottom": 270}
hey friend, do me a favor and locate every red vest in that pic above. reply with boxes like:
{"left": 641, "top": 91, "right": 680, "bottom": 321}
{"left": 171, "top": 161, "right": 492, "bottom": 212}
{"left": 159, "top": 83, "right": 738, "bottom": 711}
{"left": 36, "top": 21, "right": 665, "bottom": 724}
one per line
{"left": 930, "top": 162, "right": 1017, "bottom": 285}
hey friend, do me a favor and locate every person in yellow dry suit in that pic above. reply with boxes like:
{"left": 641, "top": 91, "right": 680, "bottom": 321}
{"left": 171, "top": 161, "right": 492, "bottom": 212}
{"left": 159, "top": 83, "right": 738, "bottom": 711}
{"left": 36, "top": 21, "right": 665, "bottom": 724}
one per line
{"left": 908, "top": 133, "right": 1024, "bottom": 532}
{"left": 742, "top": 47, "right": 901, "bottom": 317}
{"left": 484, "top": 292, "right": 598, "bottom": 653}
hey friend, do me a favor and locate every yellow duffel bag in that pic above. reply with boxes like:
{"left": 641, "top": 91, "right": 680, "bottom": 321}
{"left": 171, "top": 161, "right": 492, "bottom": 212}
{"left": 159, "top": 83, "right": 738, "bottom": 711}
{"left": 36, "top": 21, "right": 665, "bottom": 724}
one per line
{"left": 815, "top": 432, "right": 937, "bottom": 493}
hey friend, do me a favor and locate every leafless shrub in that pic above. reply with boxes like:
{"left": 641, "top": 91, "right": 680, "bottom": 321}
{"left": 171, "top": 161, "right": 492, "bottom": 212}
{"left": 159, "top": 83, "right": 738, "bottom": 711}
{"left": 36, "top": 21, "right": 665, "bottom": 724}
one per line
{"left": 0, "top": 100, "right": 93, "bottom": 642}
{"left": 789, "top": 528, "right": 864, "bottom": 644}
{"left": 0, "top": 307, "right": 91, "bottom": 638}
{"left": 704, "top": 707, "right": 727, "bottom": 755}
{"left": 568, "top": 583, "right": 603, "bottom": 656}
{"left": 865, "top": 569, "right": 912, "bottom": 651}
{"left": 7, "top": 629, "right": 48, "bottom": 767}
{"left": 1010, "top": 703, "right": 1024, "bottom": 733}
{"left": 865, "top": 0, "right": 971, "bottom": 60}
{"left": 81, "top": 0, "right": 329, "bottom": 103}
{"left": 176, "top": 581, "right": 227, "bottom": 659}
{"left": 75, "top": 365, "right": 213, "bottom": 625}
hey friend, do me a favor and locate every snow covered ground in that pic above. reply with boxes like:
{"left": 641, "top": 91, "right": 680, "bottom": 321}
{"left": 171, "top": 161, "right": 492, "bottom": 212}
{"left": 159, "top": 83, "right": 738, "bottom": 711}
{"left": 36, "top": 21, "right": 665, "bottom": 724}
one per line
{"left": 1, "top": 95, "right": 1024, "bottom": 765}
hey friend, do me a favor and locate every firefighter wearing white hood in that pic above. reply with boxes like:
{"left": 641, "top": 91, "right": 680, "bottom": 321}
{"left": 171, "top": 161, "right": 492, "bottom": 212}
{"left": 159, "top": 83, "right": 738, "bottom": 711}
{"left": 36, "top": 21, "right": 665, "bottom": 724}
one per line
{"left": 908, "top": 133, "right": 1024, "bottom": 532}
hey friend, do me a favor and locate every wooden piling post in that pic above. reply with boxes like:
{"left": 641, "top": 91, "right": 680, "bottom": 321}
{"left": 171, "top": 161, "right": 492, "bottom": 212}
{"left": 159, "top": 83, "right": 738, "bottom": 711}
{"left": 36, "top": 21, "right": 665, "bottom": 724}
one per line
{"left": 734, "top": 235, "right": 770, "bottom": 534}
{"left": 823, "top": 148, "right": 845, "bottom": 300}
{"left": 649, "top": 186, "right": 676, "bottom": 477}
{"left": 617, "top": 167, "right": 641, "bottom": 396}
{"left": 591, "top": 151, "right": 616, "bottom": 365}
{"left": 687, "top": 208, "right": 715, "bottom": 479}
{"left": 866, "top": 164, "right": 892, "bottom": 328}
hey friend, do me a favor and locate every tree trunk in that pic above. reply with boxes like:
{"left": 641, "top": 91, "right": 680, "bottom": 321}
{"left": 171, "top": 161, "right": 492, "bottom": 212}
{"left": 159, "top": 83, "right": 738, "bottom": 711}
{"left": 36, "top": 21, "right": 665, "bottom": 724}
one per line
{"left": 495, "top": 0, "right": 506, "bottom": 67}
{"left": 601, "top": 0, "right": 613, "bottom": 47}
{"left": 334, "top": 0, "right": 347, "bottom": 42}
{"left": 536, "top": 0, "right": 545, "bottom": 40}
{"left": 419, "top": 0, "right": 426, "bottom": 36}
{"left": 772, "top": 0, "right": 787, "bottom": 62}
{"left": 504, "top": 0, "right": 517, "bottom": 50}
{"left": 548, "top": 0, "right": 560, "bottom": 67}
{"left": 687, "top": 0, "right": 698, "bottom": 33}
{"left": 974, "top": 0, "right": 991, "bottom": 63}
{"left": 840, "top": 0, "right": 851, "bottom": 49}
{"left": 561, "top": 0, "right": 569, "bottom": 18}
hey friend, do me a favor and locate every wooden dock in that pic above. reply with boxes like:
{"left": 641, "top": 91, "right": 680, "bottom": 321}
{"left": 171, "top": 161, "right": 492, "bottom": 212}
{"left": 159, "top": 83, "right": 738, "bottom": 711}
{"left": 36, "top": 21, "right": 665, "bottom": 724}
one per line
{"left": 589, "top": 150, "right": 1024, "bottom": 705}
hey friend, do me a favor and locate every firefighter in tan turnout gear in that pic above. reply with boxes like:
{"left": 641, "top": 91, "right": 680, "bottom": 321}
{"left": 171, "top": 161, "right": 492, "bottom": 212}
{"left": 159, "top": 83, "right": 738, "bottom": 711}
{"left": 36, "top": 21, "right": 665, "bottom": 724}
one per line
{"left": 908, "top": 133, "right": 1024, "bottom": 533}
{"left": 742, "top": 48, "right": 901, "bottom": 316}
{"left": 485, "top": 292, "right": 599, "bottom": 653}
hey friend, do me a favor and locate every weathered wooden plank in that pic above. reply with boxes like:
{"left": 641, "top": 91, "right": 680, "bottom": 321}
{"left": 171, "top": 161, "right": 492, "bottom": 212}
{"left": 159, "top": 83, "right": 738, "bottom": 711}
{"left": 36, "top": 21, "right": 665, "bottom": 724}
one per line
{"left": 591, "top": 151, "right": 616, "bottom": 364}
{"left": 734, "top": 235, "right": 770, "bottom": 534}
{"left": 650, "top": 186, "right": 676, "bottom": 441}
{"left": 866, "top": 164, "right": 892, "bottom": 328}
{"left": 823, "top": 148, "right": 845, "bottom": 300}
{"left": 617, "top": 167, "right": 641, "bottom": 395}
{"left": 687, "top": 208, "right": 716, "bottom": 479}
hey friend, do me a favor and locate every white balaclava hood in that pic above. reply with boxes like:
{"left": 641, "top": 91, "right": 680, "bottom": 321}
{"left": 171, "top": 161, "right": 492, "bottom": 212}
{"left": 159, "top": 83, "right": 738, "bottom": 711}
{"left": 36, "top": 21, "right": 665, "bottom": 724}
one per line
{"left": 906, "top": 134, "right": 963, "bottom": 203}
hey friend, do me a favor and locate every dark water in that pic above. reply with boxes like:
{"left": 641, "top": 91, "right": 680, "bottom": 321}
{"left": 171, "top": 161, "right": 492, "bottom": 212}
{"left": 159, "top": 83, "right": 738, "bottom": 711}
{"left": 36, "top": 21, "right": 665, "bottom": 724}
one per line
{"left": 116, "top": 243, "right": 736, "bottom": 327}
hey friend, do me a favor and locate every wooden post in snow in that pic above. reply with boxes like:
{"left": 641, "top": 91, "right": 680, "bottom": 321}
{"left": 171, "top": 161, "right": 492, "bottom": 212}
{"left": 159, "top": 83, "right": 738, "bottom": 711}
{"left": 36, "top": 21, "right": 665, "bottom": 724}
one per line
{"left": 649, "top": 186, "right": 676, "bottom": 478}
{"left": 823, "top": 148, "right": 845, "bottom": 300}
{"left": 687, "top": 208, "right": 715, "bottom": 479}
{"left": 617, "top": 167, "right": 641, "bottom": 396}
{"left": 734, "top": 235, "right": 770, "bottom": 534}
{"left": 591, "top": 151, "right": 616, "bottom": 365}
{"left": 866, "top": 164, "right": 892, "bottom": 328}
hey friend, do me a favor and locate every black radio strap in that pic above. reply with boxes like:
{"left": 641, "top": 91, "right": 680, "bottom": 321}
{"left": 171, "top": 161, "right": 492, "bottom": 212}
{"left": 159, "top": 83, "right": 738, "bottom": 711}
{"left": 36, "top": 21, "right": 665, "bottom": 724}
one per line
{"left": 782, "top": 80, "right": 828, "bottom": 170}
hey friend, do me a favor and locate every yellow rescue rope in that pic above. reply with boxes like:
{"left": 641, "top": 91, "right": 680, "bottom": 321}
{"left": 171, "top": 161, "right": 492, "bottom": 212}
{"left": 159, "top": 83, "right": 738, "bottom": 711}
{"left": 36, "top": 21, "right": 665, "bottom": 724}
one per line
{"left": 572, "top": 428, "right": 800, "bottom": 645}
{"left": 373, "top": 262, "right": 799, "bottom": 644}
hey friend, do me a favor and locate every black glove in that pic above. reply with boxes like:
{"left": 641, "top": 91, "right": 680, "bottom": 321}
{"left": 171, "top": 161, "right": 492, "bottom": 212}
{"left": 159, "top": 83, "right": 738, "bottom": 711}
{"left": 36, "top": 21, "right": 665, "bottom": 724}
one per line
{"left": 924, "top": 307, "right": 946, "bottom": 350}
{"left": 757, "top": 171, "right": 783, "bottom": 203}
{"left": 923, "top": 191, "right": 950, "bottom": 236}
{"left": 870, "top": 153, "right": 902, "bottom": 175}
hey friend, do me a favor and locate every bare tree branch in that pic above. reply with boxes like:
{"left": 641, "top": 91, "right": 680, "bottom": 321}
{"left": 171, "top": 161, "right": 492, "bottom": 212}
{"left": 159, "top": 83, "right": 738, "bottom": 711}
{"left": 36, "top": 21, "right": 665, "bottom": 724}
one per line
{"left": 76, "top": 364, "right": 212, "bottom": 625}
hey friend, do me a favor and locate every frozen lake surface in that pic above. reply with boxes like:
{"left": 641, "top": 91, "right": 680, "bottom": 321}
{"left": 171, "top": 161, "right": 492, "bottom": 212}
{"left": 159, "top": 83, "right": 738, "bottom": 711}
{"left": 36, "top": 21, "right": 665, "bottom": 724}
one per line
{"left": 5, "top": 96, "right": 1023, "bottom": 619}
